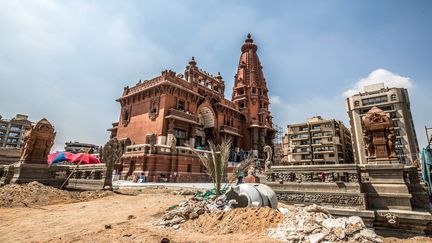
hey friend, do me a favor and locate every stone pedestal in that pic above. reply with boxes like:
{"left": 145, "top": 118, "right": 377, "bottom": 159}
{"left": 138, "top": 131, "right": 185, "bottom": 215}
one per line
{"left": 244, "top": 175, "right": 260, "bottom": 183}
{"left": 362, "top": 163, "right": 412, "bottom": 210}
{"left": 10, "top": 162, "right": 51, "bottom": 184}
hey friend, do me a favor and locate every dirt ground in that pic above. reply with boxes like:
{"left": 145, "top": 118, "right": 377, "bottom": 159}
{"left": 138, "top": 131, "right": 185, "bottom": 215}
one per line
{"left": 0, "top": 187, "right": 431, "bottom": 243}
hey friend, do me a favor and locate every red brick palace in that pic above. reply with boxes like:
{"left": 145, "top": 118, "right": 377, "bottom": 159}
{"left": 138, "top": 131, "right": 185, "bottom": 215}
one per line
{"left": 109, "top": 34, "right": 275, "bottom": 182}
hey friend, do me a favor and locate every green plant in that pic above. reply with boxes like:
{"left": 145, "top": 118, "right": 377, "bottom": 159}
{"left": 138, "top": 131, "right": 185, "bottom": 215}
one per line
{"left": 191, "top": 137, "right": 232, "bottom": 195}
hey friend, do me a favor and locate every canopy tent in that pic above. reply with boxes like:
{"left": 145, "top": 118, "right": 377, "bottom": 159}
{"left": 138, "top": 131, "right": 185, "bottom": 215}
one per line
{"left": 48, "top": 151, "right": 73, "bottom": 164}
{"left": 47, "top": 152, "right": 100, "bottom": 164}
{"left": 69, "top": 153, "right": 101, "bottom": 164}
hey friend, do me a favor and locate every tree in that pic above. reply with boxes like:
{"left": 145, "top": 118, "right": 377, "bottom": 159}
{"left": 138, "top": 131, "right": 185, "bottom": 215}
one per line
{"left": 191, "top": 137, "right": 232, "bottom": 195}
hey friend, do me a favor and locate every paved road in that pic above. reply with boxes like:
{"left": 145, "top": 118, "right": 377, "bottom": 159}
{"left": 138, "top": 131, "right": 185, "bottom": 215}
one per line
{"left": 114, "top": 180, "right": 229, "bottom": 190}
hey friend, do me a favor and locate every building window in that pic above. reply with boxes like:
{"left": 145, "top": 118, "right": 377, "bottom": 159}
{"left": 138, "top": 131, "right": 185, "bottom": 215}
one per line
{"left": 354, "top": 101, "right": 360, "bottom": 107}
{"left": 8, "top": 132, "right": 19, "bottom": 137}
{"left": 311, "top": 125, "right": 321, "bottom": 130}
{"left": 123, "top": 109, "right": 130, "bottom": 125}
{"left": 393, "top": 121, "right": 398, "bottom": 127}
{"left": 362, "top": 95, "right": 388, "bottom": 106}
{"left": 239, "top": 102, "right": 245, "bottom": 109}
{"left": 329, "top": 154, "right": 335, "bottom": 157}
{"left": 391, "top": 94, "right": 397, "bottom": 101}
{"left": 10, "top": 125, "right": 22, "bottom": 131}
{"left": 174, "top": 129, "right": 188, "bottom": 146}
{"left": 389, "top": 112, "right": 397, "bottom": 118}
{"left": 177, "top": 100, "right": 185, "bottom": 111}
{"left": 187, "top": 164, "right": 192, "bottom": 173}
{"left": 252, "top": 87, "right": 256, "bottom": 93}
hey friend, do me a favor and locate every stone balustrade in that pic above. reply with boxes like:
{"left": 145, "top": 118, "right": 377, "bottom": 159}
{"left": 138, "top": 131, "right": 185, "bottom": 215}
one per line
{"left": 124, "top": 143, "right": 214, "bottom": 156}
{"left": 268, "top": 164, "right": 360, "bottom": 183}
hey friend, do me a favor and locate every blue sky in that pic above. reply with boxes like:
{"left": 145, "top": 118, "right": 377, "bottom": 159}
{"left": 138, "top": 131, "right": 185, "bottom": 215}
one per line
{"left": 0, "top": 0, "right": 431, "bottom": 151}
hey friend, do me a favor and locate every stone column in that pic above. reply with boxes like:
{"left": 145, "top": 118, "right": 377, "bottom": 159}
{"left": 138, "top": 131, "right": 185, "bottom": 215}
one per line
{"left": 189, "top": 125, "right": 196, "bottom": 148}
{"left": 167, "top": 118, "right": 175, "bottom": 145}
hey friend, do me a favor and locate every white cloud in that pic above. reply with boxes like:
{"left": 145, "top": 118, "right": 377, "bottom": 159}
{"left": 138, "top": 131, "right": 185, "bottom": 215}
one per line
{"left": 270, "top": 95, "right": 281, "bottom": 105}
{"left": 343, "top": 68, "right": 413, "bottom": 97}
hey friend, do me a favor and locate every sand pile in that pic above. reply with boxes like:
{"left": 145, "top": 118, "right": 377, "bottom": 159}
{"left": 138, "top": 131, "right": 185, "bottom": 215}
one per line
{"left": 268, "top": 204, "right": 382, "bottom": 243}
{"left": 185, "top": 207, "right": 283, "bottom": 234}
{"left": 0, "top": 181, "right": 113, "bottom": 207}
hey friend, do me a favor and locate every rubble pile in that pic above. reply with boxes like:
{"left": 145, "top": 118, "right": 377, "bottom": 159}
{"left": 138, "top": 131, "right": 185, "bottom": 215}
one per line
{"left": 0, "top": 181, "right": 112, "bottom": 207}
{"left": 268, "top": 204, "right": 383, "bottom": 243}
{"left": 185, "top": 207, "right": 283, "bottom": 234}
{"left": 170, "top": 189, "right": 201, "bottom": 196}
{"left": 153, "top": 199, "right": 209, "bottom": 228}
{"left": 154, "top": 192, "right": 283, "bottom": 234}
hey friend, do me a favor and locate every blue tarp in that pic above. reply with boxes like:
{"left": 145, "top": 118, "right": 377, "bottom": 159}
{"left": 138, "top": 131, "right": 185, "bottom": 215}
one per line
{"left": 51, "top": 152, "right": 68, "bottom": 164}
{"left": 420, "top": 147, "right": 432, "bottom": 195}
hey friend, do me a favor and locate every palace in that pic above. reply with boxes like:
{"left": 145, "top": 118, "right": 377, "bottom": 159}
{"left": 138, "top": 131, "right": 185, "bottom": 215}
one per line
{"left": 109, "top": 34, "right": 275, "bottom": 182}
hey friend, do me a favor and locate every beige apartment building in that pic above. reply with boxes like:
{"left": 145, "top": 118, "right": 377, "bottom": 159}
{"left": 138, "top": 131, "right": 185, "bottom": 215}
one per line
{"left": 345, "top": 83, "right": 419, "bottom": 164}
{"left": 0, "top": 114, "right": 33, "bottom": 165}
{"left": 0, "top": 114, "right": 32, "bottom": 148}
{"left": 282, "top": 116, "right": 354, "bottom": 165}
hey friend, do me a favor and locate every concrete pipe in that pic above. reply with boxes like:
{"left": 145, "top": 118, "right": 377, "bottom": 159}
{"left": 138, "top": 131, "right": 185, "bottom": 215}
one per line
{"left": 225, "top": 183, "right": 278, "bottom": 209}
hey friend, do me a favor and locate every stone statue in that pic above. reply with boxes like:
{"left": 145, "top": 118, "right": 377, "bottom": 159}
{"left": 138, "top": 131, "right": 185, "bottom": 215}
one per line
{"left": 21, "top": 128, "right": 35, "bottom": 160}
{"left": 263, "top": 145, "right": 273, "bottom": 172}
{"left": 169, "top": 135, "right": 177, "bottom": 152}
{"left": 102, "top": 137, "right": 124, "bottom": 190}
{"left": 362, "top": 107, "right": 397, "bottom": 163}
{"left": 20, "top": 118, "right": 56, "bottom": 163}
{"left": 363, "top": 131, "right": 375, "bottom": 158}
{"left": 11, "top": 119, "right": 56, "bottom": 184}
{"left": 387, "top": 128, "right": 397, "bottom": 158}
{"left": 146, "top": 133, "right": 157, "bottom": 153}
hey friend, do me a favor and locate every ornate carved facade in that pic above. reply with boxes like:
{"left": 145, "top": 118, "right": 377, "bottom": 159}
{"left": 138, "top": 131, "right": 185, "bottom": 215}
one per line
{"left": 109, "top": 34, "right": 275, "bottom": 182}
{"left": 362, "top": 106, "right": 398, "bottom": 163}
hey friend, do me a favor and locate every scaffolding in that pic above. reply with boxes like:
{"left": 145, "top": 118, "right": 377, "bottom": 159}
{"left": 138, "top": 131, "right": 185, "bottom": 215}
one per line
{"left": 425, "top": 126, "right": 432, "bottom": 148}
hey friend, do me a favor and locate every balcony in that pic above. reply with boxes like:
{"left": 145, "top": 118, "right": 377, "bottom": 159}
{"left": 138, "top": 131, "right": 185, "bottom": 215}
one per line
{"left": 220, "top": 125, "right": 241, "bottom": 136}
{"left": 165, "top": 108, "right": 199, "bottom": 124}
{"left": 310, "top": 127, "right": 321, "bottom": 132}
{"left": 292, "top": 151, "right": 311, "bottom": 155}
{"left": 290, "top": 135, "right": 309, "bottom": 141}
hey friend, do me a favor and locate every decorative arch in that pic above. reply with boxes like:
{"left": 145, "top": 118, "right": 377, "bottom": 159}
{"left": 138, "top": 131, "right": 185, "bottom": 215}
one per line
{"left": 198, "top": 106, "right": 216, "bottom": 128}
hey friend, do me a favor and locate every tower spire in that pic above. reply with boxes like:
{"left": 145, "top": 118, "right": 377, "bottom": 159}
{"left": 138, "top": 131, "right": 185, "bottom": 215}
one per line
{"left": 231, "top": 34, "right": 274, "bottom": 154}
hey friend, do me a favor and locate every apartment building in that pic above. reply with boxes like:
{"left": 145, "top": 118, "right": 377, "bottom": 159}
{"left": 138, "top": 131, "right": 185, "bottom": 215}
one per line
{"left": 0, "top": 114, "right": 32, "bottom": 148}
{"left": 345, "top": 83, "right": 419, "bottom": 164}
{"left": 282, "top": 116, "right": 354, "bottom": 165}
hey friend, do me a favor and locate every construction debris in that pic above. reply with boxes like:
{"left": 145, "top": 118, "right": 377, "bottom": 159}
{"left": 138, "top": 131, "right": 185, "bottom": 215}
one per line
{"left": 170, "top": 189, "right": 200, "bottom": 196}
{"left": 154, "top": 185, "right": 280, "bottom": 230}
{"left": 0, "top": 181, "right": 113, "bottom": 207}
{"left": 268, "top": 204, "right": 383, "bottom": 243}
{"left": 153, "top": 199, "right": 209, "bottom": 227}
